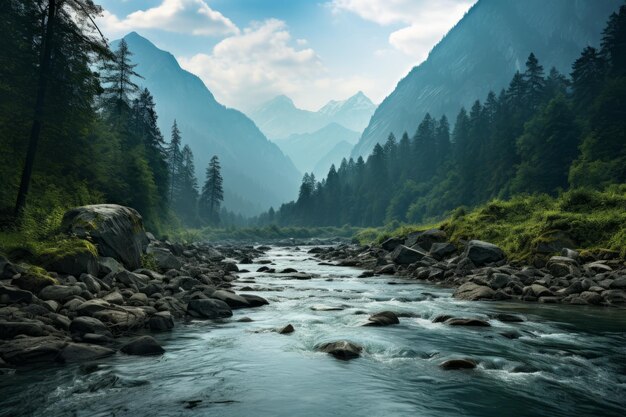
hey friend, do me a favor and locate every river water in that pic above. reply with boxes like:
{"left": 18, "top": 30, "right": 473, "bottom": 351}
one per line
{"left": 1, "top": 246, "right": 625, "bottom": 417}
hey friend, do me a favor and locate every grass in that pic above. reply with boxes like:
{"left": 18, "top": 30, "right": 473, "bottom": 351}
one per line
{"left": 356, "top": 185, "right": 626, "bottom": 261}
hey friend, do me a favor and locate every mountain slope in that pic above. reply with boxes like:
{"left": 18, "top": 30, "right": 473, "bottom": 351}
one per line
{"left": 352, "top": 0, "right": 621, "bottom": 158}
{"left": 250, "top": 92, "right": 376, "bottom": 139}
{"left": 312, "top": 140, "right": 354, "bottom": 179}
{"left": 117, "top": 32, "right": 300, "bottom": 215}
{"left": 275, "top": 123, "right": 360, "bottom": 174}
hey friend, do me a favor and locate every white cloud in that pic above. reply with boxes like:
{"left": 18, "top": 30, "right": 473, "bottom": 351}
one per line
{"left": 98, "top": 0, "right": 239, "bottom": 38}
{"left": 330, "top": 0, "right": 475, "bottom": 60}
{"left": 178, "top": 19, "right": 377, "bottom": 110}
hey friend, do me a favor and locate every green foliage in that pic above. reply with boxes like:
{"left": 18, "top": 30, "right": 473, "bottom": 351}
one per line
{"left": 171, "top": 225, "right": 361, "bottom": 243}
{"left": 141, "top": 253, "right": 159, "bottom": 271}
{"left": 357, "top": 186, "right": 626, "bottom": 260}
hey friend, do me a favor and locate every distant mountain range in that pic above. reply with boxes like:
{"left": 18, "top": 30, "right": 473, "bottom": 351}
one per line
{"left": 352, "top": 0, "right": 622, "bottom": 158}
{"left": 116, "top": 32, "right": 300, "bottom": 216}
{"left": 274, "top": 123, "right": 360, "bottom": 176}
{"left": 250, "top": 92, "right": 376, "bottom": 140}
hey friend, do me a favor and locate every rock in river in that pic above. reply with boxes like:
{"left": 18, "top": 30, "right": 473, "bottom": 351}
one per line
{"left": 316, "top": 341, "right": 362, "bottom": 360}
{"left": 391, "top": 245, "right": 427, "bottom": 265}
{"left": 464, "top": 240, "right": 505, "bottom": 266}
{"left": 187, "top": 299, "right": 233, "bottom": 319}
{"left": 444, "top": 318, "right": 491, "bottom": 327}
{"left": 120, "top": 336, "right": 164, "bottom": 356}
{"left": 440, "top": 359, "right": 477, "bottom": 370}
{"left": 453, "top": 282, "right": 496, "bottom": 301}
{"left": 363, "top": 311, "right": 400, "bottom": 326}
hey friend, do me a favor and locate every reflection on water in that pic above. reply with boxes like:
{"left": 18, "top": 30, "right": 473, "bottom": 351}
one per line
{"left": 1, "top": 247, "right": 625, "bottom": 417}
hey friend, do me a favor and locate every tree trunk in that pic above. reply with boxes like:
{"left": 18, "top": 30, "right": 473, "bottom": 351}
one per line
{"left": 14, "top": 0, "right": 57, "bottom": 216}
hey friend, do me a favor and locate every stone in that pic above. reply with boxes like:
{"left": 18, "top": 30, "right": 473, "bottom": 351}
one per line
{"left": 61, "top": 204, "right": 149, "bottom": 270}
{"left": 0, "top": 321, "right": 45, "bottom": 339}
{"left": 0, "top": 336, "right": 67, "bottom": 365}
{"left": 364, "top": 311, "right": 400, "bottom": 326}
{"left": 440, "top": 359, "right": 477, "bottom": 370}
{"left": 492, "top": 313, "right": 524, "bottom": 323}
{"left": 120, "top": 336, "right": 164, "bottom": 355}
{"left": 146, "top": 247, "right": 182, "bottom": 271}
{"left": 429, "top": 242, "right": 456, "bottom": 260}
{"left": 11, "top": 270, "right": 56, "bottom": 293}
{"left": 211, "top": 290, "right": 250, "bottom": 309}
{"left": 187, "top": 299, "right": 233, "bottom": 319}
{"left": 69, "top": 316, "right": 112, "bottom": 337}
{"left": 38, "top": 285, "right": 82, "bottom": 302}
{"left": 432, "top": 314, "right": 454, "bottom": 323}
{"left": 128, "top": 293, "right": 148, "bottom": 306}
{"left": 391, "top": 245, "right": 427, "bottom": 265}
{"left": 58, "top": 343, "right": 115, "bottom": 363}
{"left": 316, "top": 341, "right": 362, "bottom": 360}
{"left": 103, "top": 291, "right": 124, "bottom": 305}
{"left": 0, "top": 284, "right": 33, "bottom": 304}
{"left": 148, "top": 311, "right": 174, "bottom": 331}
{"left": 561, "top": 248, "right": 580, "bottom": 261}
{"left": 239, "top": 294, "right": 269, "bottom": 307}
{"left": 381, "top": 238, "right": 403, "bottom": 252}
{"left": 93, "top": 307, "right": 147, "bottom": 332}
{"left": 453, "top": 282, "right": 496, "bottom": 301}
{"left": 464, "top": 240, "right": 505, "bottom": 266}
{"left": 579, "top": 291, "right": 602, "bottom": 305}
{"left": 40, "top": 245, "right": 98, "bottom": 277}
{"left": 75, "top": 299, "right": 111, "bottom": 316}
{"left": 98, "top": 257, "right": 124, "bottom": 276}
{"left": 78, "top": 274, "right": 101, "bottom": 294}
{"left": 489, "top": 273, "right": 511, "bottom": 289}
{"left": 113, "top": 270, "right": 148, "bottom": 289}
{"left": 278, "top": 324, "right": 295, "bottom": 334}
{"left": 444, "top": 318, "right": 491, "bottom": 327}
{"left": 609, "top": 277, "right": 626, "bottom": 289}
{"left": 405, "top": 229, "right": 447, "bottom": 251}
{"left": 530, "top": 284, "right": 553, "bottom": 298}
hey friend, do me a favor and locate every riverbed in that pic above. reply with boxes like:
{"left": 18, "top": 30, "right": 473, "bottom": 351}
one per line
{"left": 1, "top": 246, "right": 625, "bottom": 417}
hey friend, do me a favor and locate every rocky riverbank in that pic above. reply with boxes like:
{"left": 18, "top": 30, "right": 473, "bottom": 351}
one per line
{"left": 310, "top": 229, "right": 626, "bottom": 307}
{"left": 0, "top": 204, "right": 270, "bottom": 368}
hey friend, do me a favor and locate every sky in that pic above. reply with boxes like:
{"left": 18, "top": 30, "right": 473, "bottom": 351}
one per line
{"left": 97, "top": 0, "right": 476, "bottom": 112}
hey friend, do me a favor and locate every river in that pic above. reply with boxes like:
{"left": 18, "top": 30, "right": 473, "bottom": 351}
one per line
{"left": 1, "top": 246, "right": 625, "bottom": 417}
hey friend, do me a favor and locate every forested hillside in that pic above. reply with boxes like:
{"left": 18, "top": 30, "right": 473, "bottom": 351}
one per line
{"left": 353, "top": 0, "right": 621, "bottom": 158}
{"left": 262, "top": 6, "right": 626, "bottom": 227}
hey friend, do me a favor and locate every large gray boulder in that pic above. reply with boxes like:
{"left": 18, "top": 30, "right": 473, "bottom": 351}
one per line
{"left": 453, "top": 282, "right": 496, "bottom": 301}
{"left": 146, "top": 246, "right": 182, "bottom": 271}
{"left": 316, "top": 341, "right": 362, "bottom": 360}
{"left": 61, "top": 204, "right": 149, "bottom": 270}
{"left": 391, "top": 245, "right": 427, "bottom": 265}
{"left": 464, "top": 240, "right": 505, "bottom": 266}
{"left": 187, "top": 299, "right": 233, "bottom": 319}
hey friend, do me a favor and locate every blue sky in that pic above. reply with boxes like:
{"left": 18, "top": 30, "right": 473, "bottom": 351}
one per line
{"left": 97, "top": 0, "right": 476, "bottom": 112}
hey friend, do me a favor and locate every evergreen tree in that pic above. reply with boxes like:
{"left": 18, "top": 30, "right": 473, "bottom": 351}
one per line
{"left": 100, "top": 38, "right": 142, "bottom": 120}
{"left": 174, "top": 145, "right": 199, "bottom": 225}
{"left": 167, "top": 120, "right": 183, "bottom": 202}
{"left": 200, "top": 155, "right": 224, "bottom": 224}
{"left": 523, "top": 52, "right": 545, "bottom": 108}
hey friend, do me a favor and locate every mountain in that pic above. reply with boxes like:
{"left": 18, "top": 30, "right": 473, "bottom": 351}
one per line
{"left": 274, "top": 123, "right": 360, "bottom": 174}
{"left": 250, "top": 92, "right": 376, "bottom": 140}
{"left": 117, "top": 32, "right": 300, "bottom": 216}
{"left": 352, "top": 0, "right": 621, "bottom": 158}
{"left": 312, "top": 140, "right": 354, "bottom": 179}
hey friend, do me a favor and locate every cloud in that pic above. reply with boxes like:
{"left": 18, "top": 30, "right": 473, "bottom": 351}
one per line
{"left": 98, "top": 0, "right": 239, "bottom": 37}
{"left": 330, "top": 0, "right": 475, "bottom": 60}
{"left": 179, "top": 19, "right": 376, "bottom": 111}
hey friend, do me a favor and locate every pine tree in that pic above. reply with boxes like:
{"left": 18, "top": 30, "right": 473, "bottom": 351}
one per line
{"left": 200, "top": 155, "right": 224, "bottom": 224}
{"left": 523, "top": 52, "right": 545, "bottom": 109}
{"left": 167, "top": 120, "right": 183, "bottom": 202}
{"left": 571, "top": 47, "right": 605, "bottom": 110}
{"left": 100, "top": 38, "right": 142, "bottom": 119}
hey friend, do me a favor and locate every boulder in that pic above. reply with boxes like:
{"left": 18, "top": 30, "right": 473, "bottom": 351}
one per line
{"left": 148, "top": 311, "right": 174, "bottom": 331}
{"left": 530, "top": 284, "right": 553, "bottom": 298}
{"left": 405, "top": 229, "right": 448, "bottom": 251}
{"left": 364, "top": 311, "right": 400, "bottom": 326}
{"left": 440, "top": 359, "right": 477, "bottom": 370}
{"left": 316, "top": 341, "right": 362, "bottom": 360}
{"left": 381, "top": 238, "right": 403, "bottom": 252}
{"left": 93, "top": 307, "right": 146, "bottom": 332}
{"left": 69, "top": 316, "right": 112, "bottom": 337}
{"left": 128, "top": 293, "right": 148, "bottom": 306}
{"left": 240, "top": 294, "right": 269, "bottom": 307}
{"left": 278, "top": 324, "right": 295, "bottom": 334}
{"left": 391, "top": 245, "right": 427, "bottom": 265}
{"left": 211, "top": 290, "right": 250, "bottom": 309}
{"left": 103, "top": 291, "right": 124, "bottom": 305}
{"left": 0, "top": 256, "right": 19, "bottom": 279}
{"left": 40, "top": 242, "right": 98, "bottom": 277}
{"left": 61, "top": 204, "right": 149, "bottom": 270}
{"left": 464, "top": 240, "right": 505, "bottom": 266}
{"left": 75, "top": 299, "right": 111, "bottom": 316}
{"left": 78, "top": 274, "right": 101, "bottom": 294}
{"left": 187, "top": 299, "right": 233, "bottom": 319}
{"left": 609, "top": 277, "right": 626, "bottom": 289}
{"left": 58, "top": 343, "right": 115, "bottom": 363}
{"left": 429, "top": 242, "right": 456, "bottom": 260}
{"left": 98, "top": 257, "right": 124, "bottom": 276}
{"left": 0, "top": 321, "right": 45, "bottom": 339}
{"left": 0, "top": 336, "right": 68, "bottom": 365}
{"left": 38, "top": 285, "right": 82, "bottom": 302}
{"left": 11, "top": 269, "right": 57, "bottom": 293}
{"left": 0, "top": 284, "right": 33, "bottom": 304}
{"left": 146, "top": 247, "right": 182, "bottom": 271}
{"left": 445, "top": 318, "right": 490, "bottom": 327}
{"left": 453, "top": 282, "right": 496, "bottom": 301}
{"left": 120, "top": 336, "right": 164, "bottom": 355}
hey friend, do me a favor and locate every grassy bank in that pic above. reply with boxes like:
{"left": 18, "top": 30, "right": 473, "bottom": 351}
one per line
{"left": 355, "top": 186, "right": 626, "bottom": 261}
{"left": 170, "top": 225, "right": 361, "bottom": 243}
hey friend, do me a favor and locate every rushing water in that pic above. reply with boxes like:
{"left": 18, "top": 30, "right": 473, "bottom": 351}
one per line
{"left": 1, "top": 246, "right": 625, "bottom": 417}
